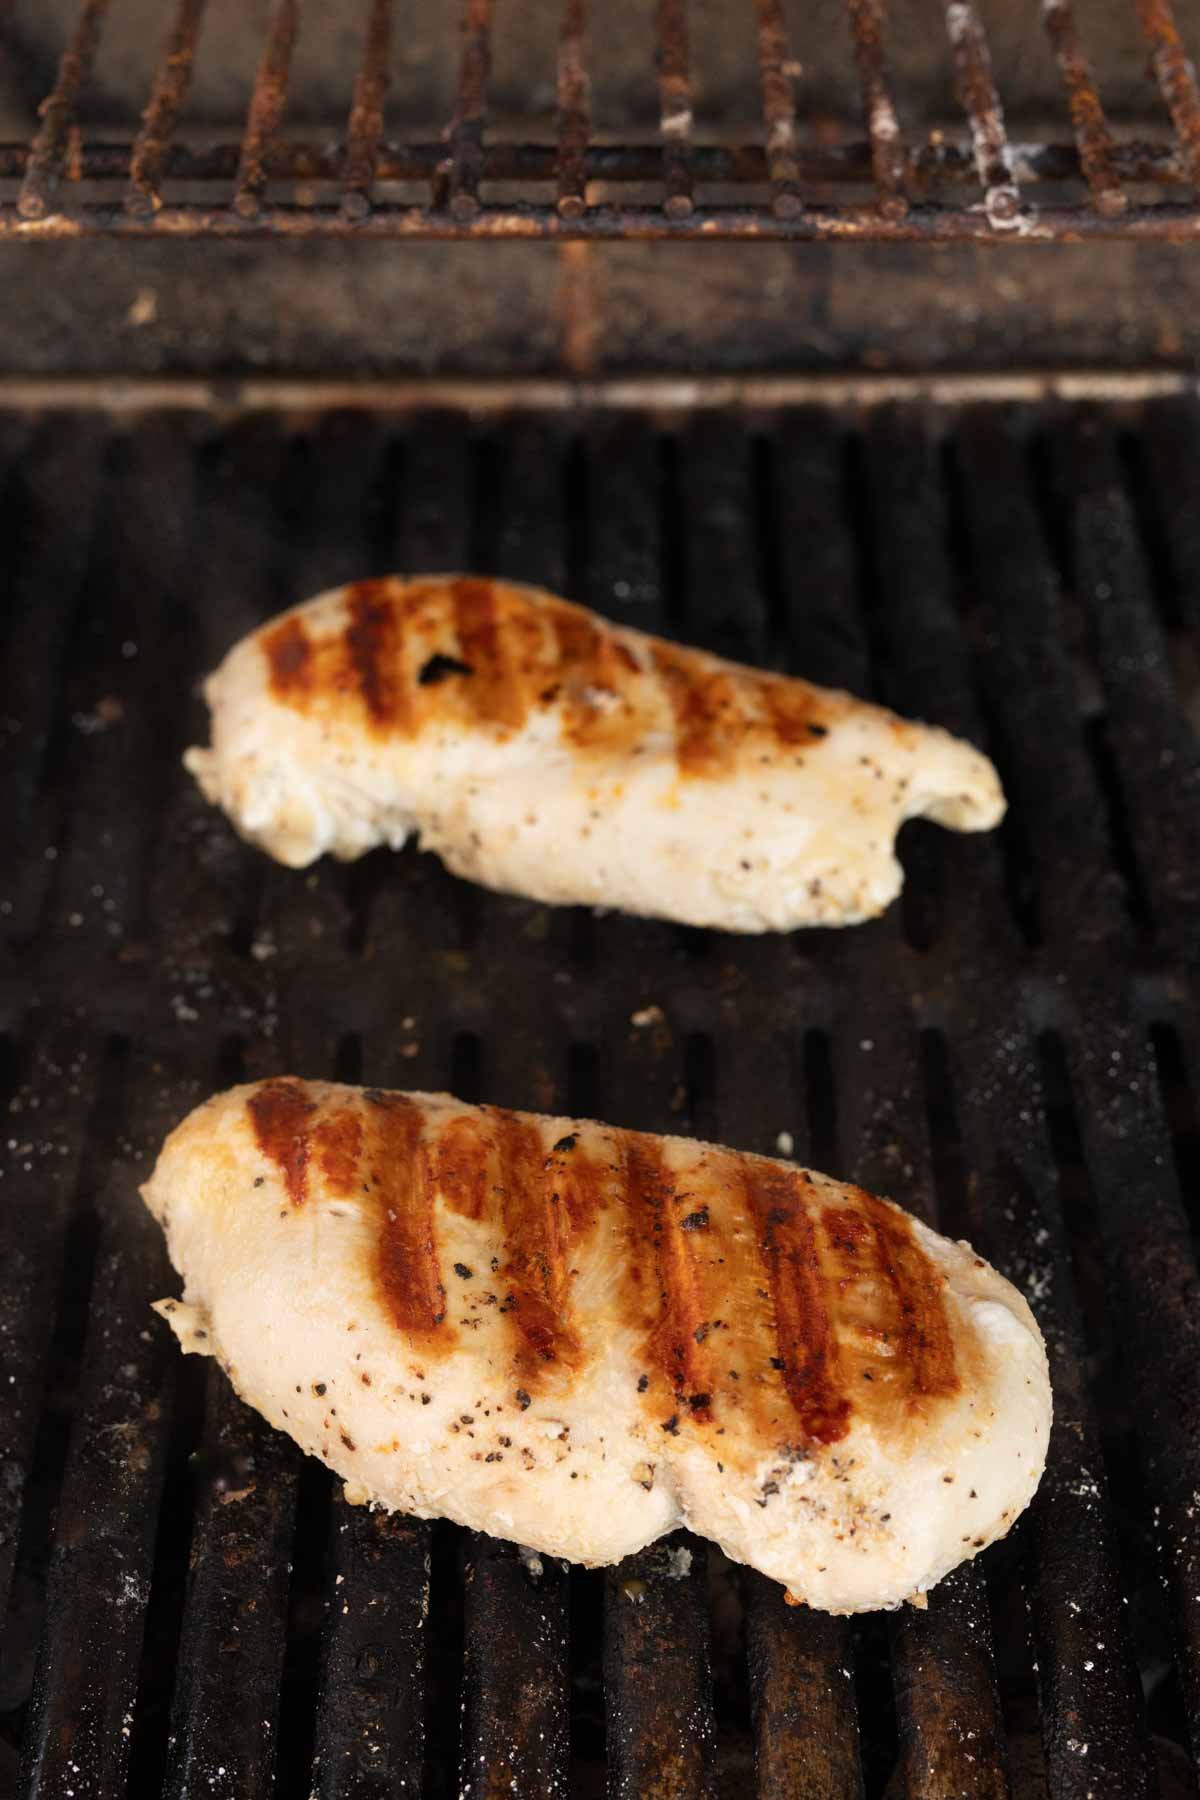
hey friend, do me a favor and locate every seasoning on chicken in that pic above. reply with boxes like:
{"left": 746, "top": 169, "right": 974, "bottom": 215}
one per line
{"left": 144, "top": 1080, "right": 1050, "bottom": 1615}
{"left": 184, "top": 576, "right": 1005, "bottom": 932}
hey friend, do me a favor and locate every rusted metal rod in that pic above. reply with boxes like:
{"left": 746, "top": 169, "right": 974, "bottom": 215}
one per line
{"left": 754, "top": 0, "right": 802, "bottom": 219}
{"left": 342, "top": 0, "right": 393, "bottom": 221}
{"left": 126, "top": 0, "right": 210, "bottom": 216}
{"left": 944, "top": 0, "right": 1021, "bottom": 228}
{"left": 1042, "top": 0, "right": 1125, "bottom": 216}
{"left": 438, "top": 0, "right": 494, "bottom": 222}
{"left": 18, "top": 0, "right": 111, "bottom": 221}
{"left": 1135, "top": 0, "right": 1200, "bottom": 187}
{"left": 234, "top": 0, "right": 300, "bottom": 220}
{"left": 656, "top": 0, "right": 694, "bottom": 219}
{"left": 557, "top": 0, "right": 590, "bottom": 219}
{"left": 5, "top": 197, "right": 1200, "bottom": 241}
{"left": 0, "top": 134, "right": 1188, "bottom": 190}
{"left": 845, "top": 0, "right": 908, "bottom": 218}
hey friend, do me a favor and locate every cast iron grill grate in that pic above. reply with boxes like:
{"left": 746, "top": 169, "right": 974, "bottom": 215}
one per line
{"left": 0, "top": 395, "right": 1199, "bottom": 1797}
{"left": 0, "top": 0, "right": 1199, "bottom": 238}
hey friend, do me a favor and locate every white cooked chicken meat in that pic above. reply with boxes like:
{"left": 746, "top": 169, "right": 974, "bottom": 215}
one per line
{"left": 184, "top": 575, "right": 1005, "bottom": 932}
{"left": 144, "top": 1080, "right": 1051, "bottom": 1614}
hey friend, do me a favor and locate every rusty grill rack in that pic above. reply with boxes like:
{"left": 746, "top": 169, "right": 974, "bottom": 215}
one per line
{"left": 1, "top": 393, "right": 1200, "bottom": 1798}
{"left": 1, "top": 0, "right": 1200, "bottom": 240}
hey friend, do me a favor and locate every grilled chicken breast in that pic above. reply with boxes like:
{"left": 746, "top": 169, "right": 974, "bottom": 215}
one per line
{"left": 143, "top": 1080, "right": 1050, "bottom": 1614}
{"left": 185, "top": 576, "right": 1005, "bottom": 932}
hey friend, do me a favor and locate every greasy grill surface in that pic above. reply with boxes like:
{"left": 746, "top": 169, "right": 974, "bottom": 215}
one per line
{"left": 0, "top": 1, "right": 1199, "bottom": 240}
{"left": 0, "top": 397, "right": 1197, "bottom": 1799}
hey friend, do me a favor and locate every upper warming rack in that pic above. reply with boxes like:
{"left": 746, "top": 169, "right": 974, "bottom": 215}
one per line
{"left": 0, "top": 0, "right": 1199, "bottom": 240}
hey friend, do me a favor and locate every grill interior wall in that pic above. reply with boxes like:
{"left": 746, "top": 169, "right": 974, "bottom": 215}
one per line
{"left": 1, "top": 398, "right": 1199, "bottom": 1798}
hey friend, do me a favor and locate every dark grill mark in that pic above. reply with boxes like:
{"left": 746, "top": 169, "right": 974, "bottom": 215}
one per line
{"left": 549, "top": 603, "right": 601, "bottom": 674}
{"left": 758, "top": 677, "right": 829, "bottom": 748}
{"left": 452, "top": 578, "right": 526, "bottom": 729}
{"left": 367, "top": 1092, "right": 449, "bottom": 1342}
{"left": 344, "top": 580, "right": 406, "bottom": 730}
{"left": 493, "top": 1109, "right": 580, "bottom": 1380}
{"left": 743, "top": 1165, "right": 851, "bottom": 1445}
{"left": 857, "top": 1191, "right": 960, "bottom": 1407}
{"left": 313, "top": 1109, "right": 364, "bottom": 1196}
{"left": 248, "top": 1079, "right": 318, "bottom": 1207}
{"left": 435, "top": 1113, "right": 492, "bottom": 1220}
{"left": 653, "top": 646, "right": 743, "bottom": 778}
{"left": 622, "top": 1136, "right": 713, "bottom": 1424}
{"left": 552, "top": 1135, "right": 608, "bottom": 1245}
{"left": 260, "top": 579, "right": 842, "bottom": 795}
{"left": 547, "top": 602, "right": 641, "bottom": 752}
{"left": 263, "top": 616, "right": 313, "bottom": 702}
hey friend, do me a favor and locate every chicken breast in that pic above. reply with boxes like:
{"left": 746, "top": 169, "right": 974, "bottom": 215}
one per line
{"left": 143, "top": 1080, "right": 1050, "bottom": 1614}
{"left": 184, "top": 576, "right": 1005, "bottom": 932}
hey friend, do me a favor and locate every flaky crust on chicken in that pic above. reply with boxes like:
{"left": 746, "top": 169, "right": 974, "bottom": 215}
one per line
{"left": 185, "top": 576, "right": 1005, "bottom": 932}
{"left": 143, "top": 1080, "right": 1049, "bottom": 1613}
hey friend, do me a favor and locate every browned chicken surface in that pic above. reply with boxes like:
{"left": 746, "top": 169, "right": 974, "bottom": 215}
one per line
{"left": 145, "top": 1082, "right": 1050, "bottom": 1613}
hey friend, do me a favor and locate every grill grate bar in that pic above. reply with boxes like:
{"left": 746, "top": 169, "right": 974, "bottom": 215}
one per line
{"left": 949, "top": 407, "right": 1174, "bottom": 1788}
{"left": 0, "top": 136, "right": 1192, "bottom": 191}
{"left": 1057, "top": 1022, "right": 1200, "bottom": 1765}
{"left": 1041, "top": 0, "right": 1126, "bottom": 217}
{"left": 1061, "top": 412, "right": 1200, "bottom": 964}
{"left": 681, "top": 415, "right": 866, "bottom": 1796}
{"left": 460, "top": 1537, "right": 572, "bottom": 1800}
{"left": 556, "top": 0, "right": 590, "bottom": 219}
{"left": 0, "top": 1018, "right": 101, "bottom": 1624}
{"left": 604, "top": 1537, "right": 717, "bottom": 1799}
{"left": 1135, "top": 0, "right": 1200, "bottom": 186}
{"left": 341, "top": 0, "right": 394, "bottom": 221}
{"left": 313, "top": 1499, "right": 431, "bottom": 1798}
{"left": 950, "top": 1018, "right": 1157, "bottom": 1798}
{"left": 16, "top": 0, "right": 111, "bottom": 223}
{"left": 446, "top": 421, "right": 577, "bottom": 1797}
{"left": 856, "top": 407, "right": 1159, "bottom": 1791}
{"left": 832, "top": 422, "right": 1015, "bottom": 1792}
{"left": 574, "top": 419, "right": 723, "bottom": 1793}
{"left": 745, "top": 1581, "right": 863, "bottom": 1798}
{"left": 678, "top": 413, "right": 1009, "bottom": 1791}
{"left": 233, "top": 0, "right": 301, "bottom": 221}
{"left": 1, "top": 0, "right": 1199, "bottom": 237}
{"left": 4, "top": 401, "right": 1200, "bottom": 1793}
{"left": 162, "top": 1369, "right": 299, "bottom": 1800}
{"left": 655, "top": 0, "right": 695, "bottom": 219}
{"left": 1138, "top": 395, "right": 1200, "bottom": 634}
{"left": 944, "top": 0, "right": 1020, "bottom": 227}
{"left": 125, "top": 0, "right": 209, "bottom": 217}
{"left": 844, "top": 0, "right": 908, "bottom": 218}
{"left": 439, "top": 0, "right": 494, "bottom": 223}
{"left": 753, "top": 0, "right": 803, "bottom": 219}
{"left": 0, "top": 416, "right": 105, "bottom": 949}
{"left": 1050, "top": 416, "right": 1200, "bottom": 1756}
{"left": 19, "top": 1051, "right": 178, "bottom": 1800}
{"left": 10, "top": 195, "right": 1200, "bottom": 241}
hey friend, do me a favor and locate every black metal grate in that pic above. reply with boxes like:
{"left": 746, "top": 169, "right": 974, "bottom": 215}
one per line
{"left": 1, "top": 394, "right": 1199, "bottom": 1798}
{"left": 1, "top": 0, "right": 1200, "bottom": 239}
